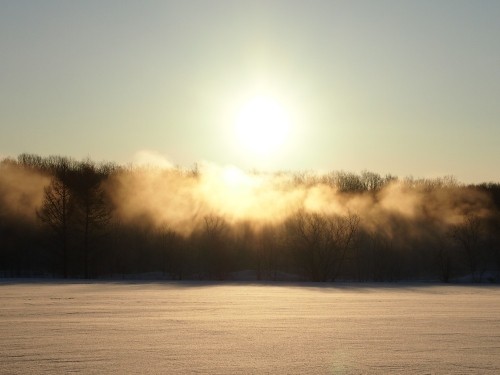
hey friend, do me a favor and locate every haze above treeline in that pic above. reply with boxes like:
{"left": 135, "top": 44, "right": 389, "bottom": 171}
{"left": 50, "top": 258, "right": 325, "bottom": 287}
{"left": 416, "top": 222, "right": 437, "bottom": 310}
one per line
{"left": 1, "top": 153, "right": 499, "bottom": 283}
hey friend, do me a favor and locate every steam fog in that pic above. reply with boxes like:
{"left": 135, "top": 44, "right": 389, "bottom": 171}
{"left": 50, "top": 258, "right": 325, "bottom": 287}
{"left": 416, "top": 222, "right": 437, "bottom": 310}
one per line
{"left": 0, "top": 161, "right": 49, "bottom": 221}
{"left": 107, "top": 161, "right": 492, "bottom": 237}
{"left": 1, "top": 153, "right": 499, "bottom": 282}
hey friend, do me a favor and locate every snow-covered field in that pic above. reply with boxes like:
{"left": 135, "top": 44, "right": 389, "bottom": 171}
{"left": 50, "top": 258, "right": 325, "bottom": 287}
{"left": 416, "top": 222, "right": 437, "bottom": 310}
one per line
{"left": 1, "top": 281, "right": 499, "bottom": 374}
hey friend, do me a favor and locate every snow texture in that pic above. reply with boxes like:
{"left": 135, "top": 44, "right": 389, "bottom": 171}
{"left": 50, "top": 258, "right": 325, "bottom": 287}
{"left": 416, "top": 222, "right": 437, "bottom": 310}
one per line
{"left": 1, "top": 281, "right": 499, "bottom": 374}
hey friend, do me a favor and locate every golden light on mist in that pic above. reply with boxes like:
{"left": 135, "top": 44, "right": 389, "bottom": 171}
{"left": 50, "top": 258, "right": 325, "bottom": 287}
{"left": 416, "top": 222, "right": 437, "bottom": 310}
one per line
{"left": 233, "top": 95, "right": 291, "bottom": 157}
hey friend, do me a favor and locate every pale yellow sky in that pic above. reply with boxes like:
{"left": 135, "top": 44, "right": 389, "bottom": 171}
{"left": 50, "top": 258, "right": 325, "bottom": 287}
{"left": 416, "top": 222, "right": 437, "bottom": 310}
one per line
{"left": 1, "top": 0, "right": 499, "bottom": 182}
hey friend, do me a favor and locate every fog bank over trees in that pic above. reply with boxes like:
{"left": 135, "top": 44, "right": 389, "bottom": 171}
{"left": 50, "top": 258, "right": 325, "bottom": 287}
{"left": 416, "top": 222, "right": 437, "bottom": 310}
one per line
{"left": 1, "top": 154, "right": 499, "bottom": 282}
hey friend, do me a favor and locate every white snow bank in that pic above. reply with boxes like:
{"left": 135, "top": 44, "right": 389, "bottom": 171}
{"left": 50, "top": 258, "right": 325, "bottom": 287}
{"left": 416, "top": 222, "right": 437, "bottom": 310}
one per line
{"left": 1, "top": 282, "right": 499, "bottom": 374}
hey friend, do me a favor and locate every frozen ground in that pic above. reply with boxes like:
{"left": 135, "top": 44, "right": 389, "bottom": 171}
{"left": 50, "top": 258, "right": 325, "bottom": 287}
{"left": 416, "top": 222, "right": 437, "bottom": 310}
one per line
{"left": 1, "top": 281, "right": 499, "bottom": 374}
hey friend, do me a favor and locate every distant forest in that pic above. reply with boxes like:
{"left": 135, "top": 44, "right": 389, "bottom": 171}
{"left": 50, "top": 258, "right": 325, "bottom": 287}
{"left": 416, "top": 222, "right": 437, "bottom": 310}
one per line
{"left": 1, "top": 153, "right": 499, "bottom": 282}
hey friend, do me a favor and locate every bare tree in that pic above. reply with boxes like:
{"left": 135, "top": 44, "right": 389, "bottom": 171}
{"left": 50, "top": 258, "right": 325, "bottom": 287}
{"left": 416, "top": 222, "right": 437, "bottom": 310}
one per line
{"left": 286, "top": 210, "right": 360, "bottom": 281}
{"left": 360, "top": 170, "right": 384, "bottom": 191}
{"left": 334, "top": 171, "right": 365, "bottom": 193}
{"left": 196, "top": 215, "right": 231, "bottom": 279}
{"left": 252, "top": 224, "right": 284, "bottom": 281}
{"left": 156, "top": 225, "right": 184, "bottom": 279}
{"left": 432, "top": 234, "right": 453, "bottom": 283}
{"left": 74, "top": 162, "right": 112, "bottom": 279}
{"left": 37, "top": 176, "right": 72, "bottom": 278}
{"left": 451, "top": 214, "right": 484, "bottom": 282}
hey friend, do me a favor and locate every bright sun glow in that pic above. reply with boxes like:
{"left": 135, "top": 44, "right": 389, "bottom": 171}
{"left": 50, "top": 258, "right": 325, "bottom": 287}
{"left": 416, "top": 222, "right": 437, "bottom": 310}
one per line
{"left": 234, "top": 95, "right": 291, "bottom": 156}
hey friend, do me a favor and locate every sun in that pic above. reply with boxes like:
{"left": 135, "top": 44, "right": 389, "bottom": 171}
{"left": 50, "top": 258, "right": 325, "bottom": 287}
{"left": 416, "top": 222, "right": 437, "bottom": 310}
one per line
{"left": 234, "top": 95, "right": 291, "bottom": 156}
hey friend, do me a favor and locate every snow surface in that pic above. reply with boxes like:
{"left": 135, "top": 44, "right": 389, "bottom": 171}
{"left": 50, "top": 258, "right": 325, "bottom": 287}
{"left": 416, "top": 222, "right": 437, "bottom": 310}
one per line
{"left": 1, "top": 281, "right": 499, "bottom": 374}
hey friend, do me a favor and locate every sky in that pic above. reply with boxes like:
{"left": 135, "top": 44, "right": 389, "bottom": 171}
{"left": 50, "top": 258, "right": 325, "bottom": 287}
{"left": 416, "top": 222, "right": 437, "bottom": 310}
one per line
{"left": 1, "top": 0, "right": 499, "bottom": 183}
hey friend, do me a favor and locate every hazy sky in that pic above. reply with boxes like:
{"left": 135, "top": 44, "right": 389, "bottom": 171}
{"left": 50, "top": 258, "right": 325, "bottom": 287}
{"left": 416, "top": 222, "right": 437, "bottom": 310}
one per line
{"left": 1, "top": 0, "right": 499, "bottom": 182}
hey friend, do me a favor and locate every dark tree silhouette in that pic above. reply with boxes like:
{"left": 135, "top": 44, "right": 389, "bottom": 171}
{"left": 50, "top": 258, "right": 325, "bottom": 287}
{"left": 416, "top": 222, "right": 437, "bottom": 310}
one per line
{"left": 196, "top": 215, "right": 231, "bottom": 280}
{"left": 451, "top": 214, "right": 484, "bottom": 282}
{"left": 156, "top": 225, "right": 185, "bottom": 279}
{"left": 254, "top": 224, "right": 284, "bottom": 280}
{"left": 433, "top": 235, "right": 453, "bottom": 283}
{"left": 73, "top": 162, "right": 112, "bottom": 278}
{"left": 286, "top": 210, "right": 359, "bottom": 281}
{"left": 2, "top": 153, "right": 500, "bottom": 282}
{"left": 37, "top": 176, "right": 72, "bottom": 278}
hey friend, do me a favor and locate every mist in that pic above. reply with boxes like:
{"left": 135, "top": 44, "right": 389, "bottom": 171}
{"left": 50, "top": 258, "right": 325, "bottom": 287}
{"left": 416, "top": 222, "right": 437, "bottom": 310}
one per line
{"left": 106, "top": 161, "right": 493, "bottom": 237}
{"left": 1, "top": 153, "right": 499, "bottom": 282}
{"left": 0, "top": 160, "right": 50, "bottom": 221}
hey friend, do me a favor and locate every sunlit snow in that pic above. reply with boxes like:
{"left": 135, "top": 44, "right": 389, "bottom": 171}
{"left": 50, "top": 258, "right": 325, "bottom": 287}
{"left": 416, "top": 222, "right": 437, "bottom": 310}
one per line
{"left": 1, "top": 281, "right": 499, "bottom": 374}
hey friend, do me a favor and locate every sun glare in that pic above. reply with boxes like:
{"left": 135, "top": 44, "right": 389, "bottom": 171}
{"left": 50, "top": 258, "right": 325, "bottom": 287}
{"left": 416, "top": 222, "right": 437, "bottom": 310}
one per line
{"left": 234, "top": 95, "right": 291, "bottom": 156}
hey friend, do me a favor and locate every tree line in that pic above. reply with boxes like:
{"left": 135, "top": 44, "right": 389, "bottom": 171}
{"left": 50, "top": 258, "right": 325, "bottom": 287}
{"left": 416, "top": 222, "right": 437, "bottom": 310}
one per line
{"left": 1, "top": 153, "right": 499, "bottom": 282}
